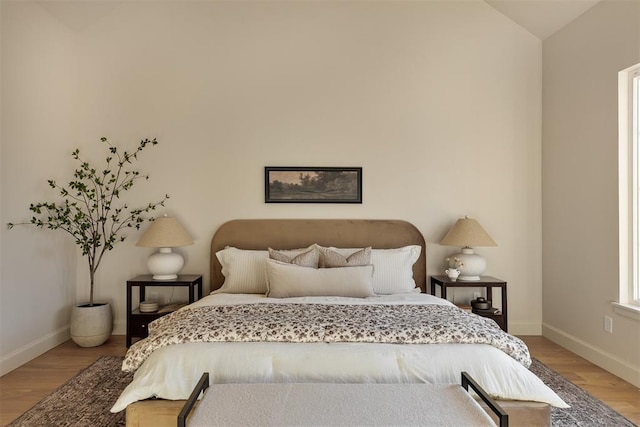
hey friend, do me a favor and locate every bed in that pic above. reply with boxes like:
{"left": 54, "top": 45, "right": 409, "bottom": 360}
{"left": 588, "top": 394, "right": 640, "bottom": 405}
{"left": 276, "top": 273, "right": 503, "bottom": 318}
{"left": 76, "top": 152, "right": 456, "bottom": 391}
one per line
{"left": 115, "top": 219, "right": 567, "bottom": 426}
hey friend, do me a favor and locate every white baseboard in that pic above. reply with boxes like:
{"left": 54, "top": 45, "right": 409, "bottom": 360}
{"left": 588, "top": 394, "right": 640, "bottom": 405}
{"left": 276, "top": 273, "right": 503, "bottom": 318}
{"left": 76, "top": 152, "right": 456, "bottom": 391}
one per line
{"left": 112, "top": 320, "right": 125, "bottom": 336}
{"left": 0, "top": 326, "right": 70, "bottom": 376}
{"left": 510, "top": 322, "right": 542, "bottom": 336}
{"left": 542, "top": 323, "right": 640, "bottom": 388}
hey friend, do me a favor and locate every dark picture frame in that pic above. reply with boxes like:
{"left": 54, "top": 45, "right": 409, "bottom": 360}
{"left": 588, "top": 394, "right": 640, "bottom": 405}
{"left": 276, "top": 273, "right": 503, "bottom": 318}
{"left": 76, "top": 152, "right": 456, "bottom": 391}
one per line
{"left": 265, "top": 167, "right": 362, "bottom": 203}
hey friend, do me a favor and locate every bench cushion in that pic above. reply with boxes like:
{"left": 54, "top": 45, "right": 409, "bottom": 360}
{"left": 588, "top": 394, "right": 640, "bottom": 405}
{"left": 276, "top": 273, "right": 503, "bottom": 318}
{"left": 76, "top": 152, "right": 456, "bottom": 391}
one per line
{"left": 189, "top": 383, "right": 496, "bottom": 426}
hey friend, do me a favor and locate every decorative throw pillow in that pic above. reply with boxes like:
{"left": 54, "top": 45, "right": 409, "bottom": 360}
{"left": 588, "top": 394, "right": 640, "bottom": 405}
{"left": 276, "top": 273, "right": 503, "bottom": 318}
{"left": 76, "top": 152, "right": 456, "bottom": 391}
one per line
{"left": 268, "top": 246, "right": 319, "bottom": 268}
{"left": 369, "top": 245, "right": 421, "bottom": 294}
{"left": 320, "top": 247, "right": 371, "bottom": 268}
{"left": 320, "top": 245, "right": 421, "bottom": 294}
{"left": 215, "top": 245, "right": 318, "bottom": 294}
{"left": 265, "top": 259, "right": 375, "bottom": 298}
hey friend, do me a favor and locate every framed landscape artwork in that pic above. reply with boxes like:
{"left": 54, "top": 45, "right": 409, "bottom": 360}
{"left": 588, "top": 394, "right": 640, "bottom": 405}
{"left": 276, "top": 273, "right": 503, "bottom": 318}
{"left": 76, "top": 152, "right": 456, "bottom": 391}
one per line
{"left": 265, "top": 167, "right": 362, "bottom": 203}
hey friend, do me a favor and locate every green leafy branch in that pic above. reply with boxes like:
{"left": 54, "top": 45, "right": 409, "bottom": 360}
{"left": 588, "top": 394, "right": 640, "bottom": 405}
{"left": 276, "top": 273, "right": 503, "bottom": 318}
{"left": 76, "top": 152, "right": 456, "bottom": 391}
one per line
{"left": 8, "top": 137, "right": 169, "bottom": 305}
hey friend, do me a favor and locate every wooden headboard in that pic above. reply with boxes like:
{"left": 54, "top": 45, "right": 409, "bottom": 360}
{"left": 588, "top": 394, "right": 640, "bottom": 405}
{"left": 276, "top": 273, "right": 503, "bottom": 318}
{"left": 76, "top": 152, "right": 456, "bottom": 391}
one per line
{"left": 210, "top": 219, "right": 426, "bottom": 292}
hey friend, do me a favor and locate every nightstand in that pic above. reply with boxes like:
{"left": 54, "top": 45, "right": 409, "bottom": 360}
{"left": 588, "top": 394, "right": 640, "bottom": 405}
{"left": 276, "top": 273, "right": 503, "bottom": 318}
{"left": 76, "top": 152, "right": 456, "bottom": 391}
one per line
{"left": 126, "top": 274, "right": 203, "bottom": 347}
{"left": 430, "top": 275, "right": 508, "bottom": 332}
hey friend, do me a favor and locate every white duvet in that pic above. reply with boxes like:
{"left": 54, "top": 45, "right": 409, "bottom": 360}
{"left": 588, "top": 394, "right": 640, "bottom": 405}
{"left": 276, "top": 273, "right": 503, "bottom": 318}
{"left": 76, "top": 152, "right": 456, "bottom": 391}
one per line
{"left": 111, "top": 293, "right": 568, "bottom": 412}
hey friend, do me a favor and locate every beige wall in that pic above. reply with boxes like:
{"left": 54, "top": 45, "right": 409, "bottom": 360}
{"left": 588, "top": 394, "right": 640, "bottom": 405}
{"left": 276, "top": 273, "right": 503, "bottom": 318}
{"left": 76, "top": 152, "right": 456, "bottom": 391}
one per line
{"left": 0, "top": 0, "right": 79, "bottom": 373}
{"left": 1, "top": 1, "right": 542, "bottom": 373}
{"left": 542, "top": 0, "right": 640, "bottom": 386}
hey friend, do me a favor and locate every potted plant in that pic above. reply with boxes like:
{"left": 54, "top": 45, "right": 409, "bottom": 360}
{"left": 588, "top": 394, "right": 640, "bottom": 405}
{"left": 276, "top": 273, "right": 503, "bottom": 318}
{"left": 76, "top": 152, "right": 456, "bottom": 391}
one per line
{"left": 8, "top": 137, "right": 168, "bottom": 347}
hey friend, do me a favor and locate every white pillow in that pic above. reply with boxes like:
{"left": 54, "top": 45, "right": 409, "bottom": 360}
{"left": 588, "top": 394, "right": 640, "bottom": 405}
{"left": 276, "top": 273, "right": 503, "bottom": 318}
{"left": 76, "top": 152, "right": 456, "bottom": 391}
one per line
{"left": 265, "top": 259, "right": 375, "bottom": 298}
{"left": 215, "top": 246, "right": 316, "bottom": 294}
{"left": 322, "top": 245, "right": 421, "bottom": 294}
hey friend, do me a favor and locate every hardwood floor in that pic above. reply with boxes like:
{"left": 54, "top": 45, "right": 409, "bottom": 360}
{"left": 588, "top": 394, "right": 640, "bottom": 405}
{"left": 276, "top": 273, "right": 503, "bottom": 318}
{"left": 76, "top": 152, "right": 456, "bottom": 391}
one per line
{"left": 0, "top": 335, "right": 638, "bottom": 426}
{"left": 0, "top": 336, "right": 127, "bottom": 426}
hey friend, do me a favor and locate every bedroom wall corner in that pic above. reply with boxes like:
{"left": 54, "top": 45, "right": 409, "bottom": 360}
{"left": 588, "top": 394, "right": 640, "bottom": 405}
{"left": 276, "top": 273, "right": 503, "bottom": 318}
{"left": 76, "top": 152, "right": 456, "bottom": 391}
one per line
{"left": 542, "top": 0, "right": 640, "bottom": 387}
{"left": 0, "top": 0, "right": 78, "bottom": 375}
{"left": 0, "top": 0, "right": 4, "bottom": 372}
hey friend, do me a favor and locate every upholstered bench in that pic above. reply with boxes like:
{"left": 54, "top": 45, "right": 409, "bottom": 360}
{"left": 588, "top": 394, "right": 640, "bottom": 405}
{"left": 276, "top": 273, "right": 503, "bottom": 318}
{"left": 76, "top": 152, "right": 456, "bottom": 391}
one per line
{"left": 178, "top": 373, "right": 508, "bottom": 426}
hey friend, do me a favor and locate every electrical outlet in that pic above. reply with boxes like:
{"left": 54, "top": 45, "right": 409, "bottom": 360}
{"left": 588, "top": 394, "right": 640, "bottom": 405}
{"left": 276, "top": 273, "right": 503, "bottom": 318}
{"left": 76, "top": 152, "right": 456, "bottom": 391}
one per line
{"left": 604, "top": 316, "right": 613, "bottom": 334}
{"left": 473, "top": 292, "right": 481, "bottom": 300}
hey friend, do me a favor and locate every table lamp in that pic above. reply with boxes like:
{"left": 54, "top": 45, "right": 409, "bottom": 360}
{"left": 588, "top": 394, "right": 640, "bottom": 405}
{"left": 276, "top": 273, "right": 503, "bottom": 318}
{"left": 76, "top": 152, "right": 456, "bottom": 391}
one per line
{"left": 136, "top": 214, "right": 194, "bottom": 280}
{"left": 439, "top": 216, "right": 497, "bottom": 281}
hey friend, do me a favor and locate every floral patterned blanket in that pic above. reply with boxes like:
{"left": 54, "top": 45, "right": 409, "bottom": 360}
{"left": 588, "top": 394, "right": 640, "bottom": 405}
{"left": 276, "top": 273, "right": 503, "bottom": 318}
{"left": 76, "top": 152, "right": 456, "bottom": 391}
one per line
{"left": 122, "top": 303, "right": 531, "bottom": 372}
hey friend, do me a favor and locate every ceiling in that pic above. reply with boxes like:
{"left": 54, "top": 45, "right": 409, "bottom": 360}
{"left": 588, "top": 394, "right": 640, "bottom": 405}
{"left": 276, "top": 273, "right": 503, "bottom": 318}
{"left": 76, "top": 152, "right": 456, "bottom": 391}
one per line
{"left": 485, "top": 0, "right": 602, "bottom": 40}
{"left": 36, "top": 0, "right": 602, "bottom": 40}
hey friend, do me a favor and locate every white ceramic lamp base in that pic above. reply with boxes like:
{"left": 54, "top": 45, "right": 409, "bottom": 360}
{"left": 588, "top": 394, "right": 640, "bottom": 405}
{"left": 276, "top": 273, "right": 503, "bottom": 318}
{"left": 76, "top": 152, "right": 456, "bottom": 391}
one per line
{"left": 147, "top": 248, "right": 184, "bottom": 280}
{"left": 452, "top": 248, "right": 486, "bottom": 281}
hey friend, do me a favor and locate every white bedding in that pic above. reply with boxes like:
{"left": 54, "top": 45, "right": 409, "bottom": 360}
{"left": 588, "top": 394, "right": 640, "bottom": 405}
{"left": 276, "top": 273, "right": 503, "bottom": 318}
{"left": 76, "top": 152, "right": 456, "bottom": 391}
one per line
{"left": 111, "top": 293, "right": 568, "bottom": 412}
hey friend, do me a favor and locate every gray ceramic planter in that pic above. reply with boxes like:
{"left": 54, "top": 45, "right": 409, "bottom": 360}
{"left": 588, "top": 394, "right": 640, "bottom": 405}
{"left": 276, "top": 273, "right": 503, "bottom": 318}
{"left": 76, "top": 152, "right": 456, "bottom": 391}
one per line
{"left": 70, "top": 303, "right": 113, "bottom": 347}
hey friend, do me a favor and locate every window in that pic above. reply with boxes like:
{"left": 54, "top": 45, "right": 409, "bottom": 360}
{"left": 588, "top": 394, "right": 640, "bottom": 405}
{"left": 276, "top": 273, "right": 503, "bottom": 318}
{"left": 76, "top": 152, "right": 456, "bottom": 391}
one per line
{"left": 618, "top": 63, "right": 640, "bottom": 312}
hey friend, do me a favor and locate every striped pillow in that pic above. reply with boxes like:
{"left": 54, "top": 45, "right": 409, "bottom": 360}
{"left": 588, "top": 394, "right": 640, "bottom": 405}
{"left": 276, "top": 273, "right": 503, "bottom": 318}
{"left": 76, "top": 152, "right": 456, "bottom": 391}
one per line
{"left": 321, "top": 245, "right": 421, "bottom": 294}
{"left": 215, "top": 246, "right": 316, "bottom": 294}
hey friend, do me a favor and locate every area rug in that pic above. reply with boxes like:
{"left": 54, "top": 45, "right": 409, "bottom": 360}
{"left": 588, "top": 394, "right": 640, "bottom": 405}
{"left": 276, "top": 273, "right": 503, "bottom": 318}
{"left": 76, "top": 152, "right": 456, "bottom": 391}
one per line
{"left": 8, "top": 356, "right": 131, "bottom": 427}
{"left": 8, "top": 356, "right": 636, "bottom": 426}
{"left": 529, "top": 358, "right": 636, "bottom": 426}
